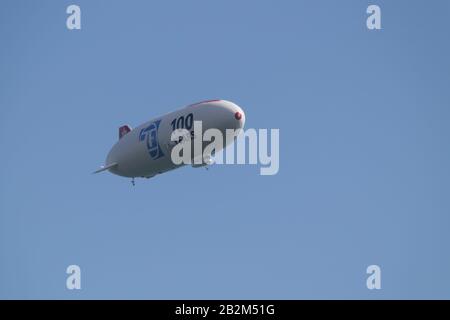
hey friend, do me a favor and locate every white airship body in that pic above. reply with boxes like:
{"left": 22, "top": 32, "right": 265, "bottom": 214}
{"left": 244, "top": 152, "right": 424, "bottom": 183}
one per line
{"left": 94, "top": 100, "right": 246, "bottom": 180}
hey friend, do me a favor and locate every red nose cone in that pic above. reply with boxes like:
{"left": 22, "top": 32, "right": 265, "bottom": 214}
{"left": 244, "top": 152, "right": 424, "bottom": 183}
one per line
{"left": 235, "top": 112, "right": 242, "bottom": 120}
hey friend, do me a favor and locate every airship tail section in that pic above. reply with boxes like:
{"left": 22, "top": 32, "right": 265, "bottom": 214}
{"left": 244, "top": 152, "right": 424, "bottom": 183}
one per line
{"left": 93, "top": 162, "right": 118, "bottom": 174}
{"left": 119, "top": 125, "right": 132, "bottom": 139}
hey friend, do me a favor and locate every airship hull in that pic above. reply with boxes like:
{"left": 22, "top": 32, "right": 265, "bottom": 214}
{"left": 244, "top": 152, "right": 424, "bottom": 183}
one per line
{"left": 102, "top": 100, "right": 245, "bottom": 179}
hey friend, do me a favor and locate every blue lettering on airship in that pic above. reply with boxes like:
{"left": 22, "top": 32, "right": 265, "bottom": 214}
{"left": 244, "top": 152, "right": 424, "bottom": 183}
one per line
{"left": 139, "top": 120, "right": 164, "bottom": 160}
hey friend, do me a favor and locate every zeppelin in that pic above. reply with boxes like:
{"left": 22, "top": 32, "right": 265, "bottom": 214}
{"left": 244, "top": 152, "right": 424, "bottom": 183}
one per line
{"left": 94, "top": 100, "right": 246, "bottom": 183}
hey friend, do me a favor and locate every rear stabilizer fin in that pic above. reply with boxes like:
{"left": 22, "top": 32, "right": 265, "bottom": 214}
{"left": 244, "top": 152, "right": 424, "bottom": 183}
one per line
{"left": 119, "top": 125, "right": 132, "bottom": 139}
{"left": 93, "top": 162, "right": 118, "bottom": 174}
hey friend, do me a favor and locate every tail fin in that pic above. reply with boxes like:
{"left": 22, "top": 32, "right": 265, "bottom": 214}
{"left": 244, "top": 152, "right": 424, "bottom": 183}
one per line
{"left": 119, "top": 125, "right": 132, "bottom": 139}
{"left": 93, "top": 162, "right": 118, "bottom": 174}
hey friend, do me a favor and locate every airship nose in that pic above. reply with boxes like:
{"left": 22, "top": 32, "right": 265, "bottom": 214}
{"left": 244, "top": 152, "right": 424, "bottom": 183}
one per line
{"left": 195, "top": 99, "right": 246, "bottom": 131}
{"left": 229, "top": 102, "right": 246, "bottom": 130}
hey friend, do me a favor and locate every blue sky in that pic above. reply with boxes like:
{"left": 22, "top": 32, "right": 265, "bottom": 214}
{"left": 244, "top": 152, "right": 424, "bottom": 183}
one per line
{"left": 1, "top": 0, "right": 450, "bottom": 299}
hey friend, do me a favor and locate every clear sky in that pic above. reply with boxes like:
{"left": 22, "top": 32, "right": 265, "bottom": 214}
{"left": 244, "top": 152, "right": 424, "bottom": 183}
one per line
{"left": 1, "top": 0, "right": 450, "bottom": 299}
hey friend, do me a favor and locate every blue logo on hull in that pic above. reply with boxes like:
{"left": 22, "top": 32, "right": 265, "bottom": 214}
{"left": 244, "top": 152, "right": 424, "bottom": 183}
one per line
{"left": 139, "top": 120, "right": 165, "bottom": 160}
